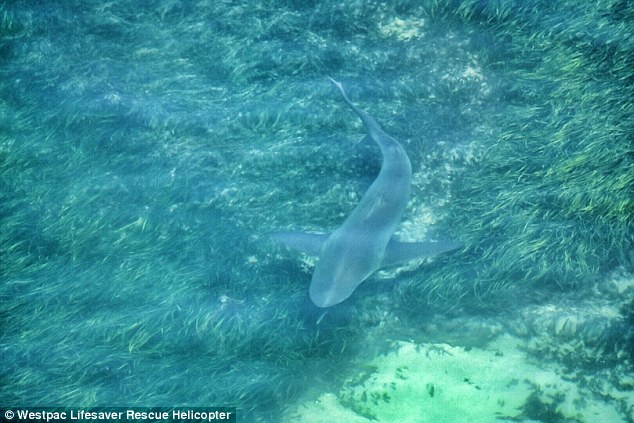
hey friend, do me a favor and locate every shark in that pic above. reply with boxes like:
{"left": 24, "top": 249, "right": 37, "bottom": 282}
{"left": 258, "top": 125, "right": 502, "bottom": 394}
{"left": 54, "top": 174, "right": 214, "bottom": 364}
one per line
{"left": 270, "top": 78, "right": 463, "bottom": 308}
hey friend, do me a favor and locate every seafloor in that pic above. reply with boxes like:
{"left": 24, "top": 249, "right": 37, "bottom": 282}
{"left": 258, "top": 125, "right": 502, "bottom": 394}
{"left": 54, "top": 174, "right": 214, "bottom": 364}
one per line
{"left": 1, "top": 1, "right": 632, "bottom": 422}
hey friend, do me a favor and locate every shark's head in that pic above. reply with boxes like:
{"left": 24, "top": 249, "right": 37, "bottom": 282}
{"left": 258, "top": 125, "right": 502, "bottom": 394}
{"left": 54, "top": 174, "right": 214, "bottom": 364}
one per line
{"left": 309, "top": 275, "right": 360, "bottom": 308}
{"left": 309, "top": 252, "right": 375, "bottom": 308}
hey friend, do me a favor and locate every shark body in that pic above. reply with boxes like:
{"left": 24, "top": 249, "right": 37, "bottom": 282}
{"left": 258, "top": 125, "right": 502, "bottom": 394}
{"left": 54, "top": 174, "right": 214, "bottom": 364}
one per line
{"left": 271, "top": 78, "right": 462, "bottom": 307}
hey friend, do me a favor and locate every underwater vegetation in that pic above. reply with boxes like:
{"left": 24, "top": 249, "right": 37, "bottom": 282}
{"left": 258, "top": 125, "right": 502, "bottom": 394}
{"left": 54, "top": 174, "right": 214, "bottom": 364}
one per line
{"left": 1, "top": 0, "right": 632, "bottom": 421}
{"left": 289, "top": 335, "right": 632, "bottom": 422}
{"left": 391, "top": 0, "right": 634, "bottom": 315}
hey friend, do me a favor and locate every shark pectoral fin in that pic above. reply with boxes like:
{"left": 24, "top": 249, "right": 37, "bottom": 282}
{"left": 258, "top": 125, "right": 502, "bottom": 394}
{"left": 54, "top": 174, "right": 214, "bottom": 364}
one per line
{"left": 381, "top": 240, "right": 464, "bottom": 267}
{"left": 359, "top": 134, "right": 373, "bottom": 145}
{"left": 268, "top": 231, "right": 330, "bottom": 256}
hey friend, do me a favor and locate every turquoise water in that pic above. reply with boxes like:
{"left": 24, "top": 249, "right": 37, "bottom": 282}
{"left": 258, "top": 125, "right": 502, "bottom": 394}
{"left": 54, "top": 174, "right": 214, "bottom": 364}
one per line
{"left": 2, "top": 1, "right": 632, "bottom": 422}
